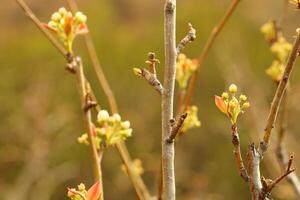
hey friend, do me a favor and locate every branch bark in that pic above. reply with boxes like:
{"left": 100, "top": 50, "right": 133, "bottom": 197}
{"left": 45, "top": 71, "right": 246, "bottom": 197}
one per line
{"left": 162, "top": 0, "right": 177, "bottom": 199}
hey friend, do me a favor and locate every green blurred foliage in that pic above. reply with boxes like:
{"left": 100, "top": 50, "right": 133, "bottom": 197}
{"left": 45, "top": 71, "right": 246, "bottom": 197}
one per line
{"left": 1, "top": 0, "right": 300, "bottom": 199}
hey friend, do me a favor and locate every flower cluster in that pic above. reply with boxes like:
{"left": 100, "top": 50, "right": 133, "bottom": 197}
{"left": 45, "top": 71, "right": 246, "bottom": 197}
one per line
{"left": 67, "top": 182, "right": 100, "bottom": 200}
{"left": 215, "top": 84, "right": 250, "bottom": 124}
{"left": 44, "top": 7, "right": 88, "bottom": 53}
{"left": 176, "top": 54, "right": 198, "bottom": 89}
{"left": 290, "top": 0, "right": 300, "bottom": 9}
{"left": 261, "top": 21, "right": 292, "bottom": 82}
{"left": 78, "top": 110, "right": 132, "bottom": 148}
{"left": 181, "top": 106, "right": 201, "bottom": 133}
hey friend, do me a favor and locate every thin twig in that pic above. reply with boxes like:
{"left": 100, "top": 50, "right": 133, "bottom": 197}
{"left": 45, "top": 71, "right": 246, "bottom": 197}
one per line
{"left": 231, "top": 124, "right": 249, "bottom": 182}
{"left": 162, "top": 0, "right": 177, "bottom": 199}
{"left": 71, "top": 57, "right": 102, "bottom": 196}
{"left": 16, "top": 0, "right": 69, "bottom": 59}
{"left": 182, "top": 0, "right": 241, "bottom": 111}
{"left": 176, "top": 23, "right": 196, "bottom": 55}
{"left": 260, "top": 30, "right": 300, "bottom": 154}
{"left": 275, "top": 88, "right": 300, "bottom": 197}
{"left": 259, "top": 155, "right": 295, "bottom": 200}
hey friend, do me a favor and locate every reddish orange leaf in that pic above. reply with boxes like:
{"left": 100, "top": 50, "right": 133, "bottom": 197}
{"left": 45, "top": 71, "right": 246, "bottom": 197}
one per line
{"left": 87, "top": 181, "right": 101, "bottom": 200}
{"left": 64, "top": 16, "right": 73, "bottom": 36}
{"left": 77, "top": 23, "right": 89, "bottom": 35}
{"left": 91, "top": 123, "right": 97, "bottom": 137}
{"left": 215, "top": 95, "right": 227, "bottom": 114}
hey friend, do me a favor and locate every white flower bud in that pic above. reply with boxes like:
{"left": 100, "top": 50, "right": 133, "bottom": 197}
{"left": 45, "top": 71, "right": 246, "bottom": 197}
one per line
{"left": 121, "top": 121, "right": 130, "bottom": 129}
{"left": 51, "top": 12, "right": 61, "bottom": 21}
{"left": 58, "top": 7, "right": 67, "bottom": 15}
{"left": 97, "top": 110, "right": 109, "bottom": 122}
{"left": 229, "top": 84, "right": 238, "bottom": 94}
{"left": 75, "top": 11, "right": 87, "bottom": 23}
{"left": 112, "top": 113, "right": 121, "bottom": 122}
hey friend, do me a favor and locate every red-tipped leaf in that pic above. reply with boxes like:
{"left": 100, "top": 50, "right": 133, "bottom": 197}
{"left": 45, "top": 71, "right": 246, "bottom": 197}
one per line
{"left": 87, "top": 181, "right": 101, "bottom": 200}
{"left": 215, "top": 95, "right": 227, "bottom": 114}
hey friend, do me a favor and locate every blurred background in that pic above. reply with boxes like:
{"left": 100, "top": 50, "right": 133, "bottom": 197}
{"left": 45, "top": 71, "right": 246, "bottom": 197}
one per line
{"left": 1, "top": 0, "right": 300, "bottom": 199}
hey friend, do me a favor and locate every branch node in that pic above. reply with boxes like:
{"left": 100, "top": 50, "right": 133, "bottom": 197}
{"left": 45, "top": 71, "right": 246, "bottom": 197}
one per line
{"left": 166, "top": 113, "right": 188, "bottom": 143}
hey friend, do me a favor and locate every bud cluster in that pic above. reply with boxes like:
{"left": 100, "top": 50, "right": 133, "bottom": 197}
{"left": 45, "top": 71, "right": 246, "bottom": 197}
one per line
{"left": 181, "top": 106, "right": 201, "bottom": 133}
{"left": 261, "top": 21, "right": 292, "bottom": 82}
{"left": 176, "top": 54, "right": 198, "bottom": 89}
{"left": 215, "top": 84, "right": 250, "bottom": 124}
{"left": 67, "top": 183, "right": 87, "bottom": 200}
{"left": 78, "top": 110, "right": 132, "bottom": 148}
{"left": 121, "top": 159, "right": 144, "bottom": 175}
{"left": 43, "top": 7, "right": 89, "bottom": 53}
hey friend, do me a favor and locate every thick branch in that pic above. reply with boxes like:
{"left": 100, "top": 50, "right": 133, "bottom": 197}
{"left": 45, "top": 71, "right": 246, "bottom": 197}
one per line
{"left": 231, "top": 124, "right": 249, "bottom": 182}
{"left": 162, "top": 0, "right": 177, "bottom": 199}
{"left": 176, "top": 23, "right": 196, "bottom": 55}
{"left": 260, "top": 30, "right": 300, "bottom": 154}
{"left": 182, "top": 0, "right": 241, "bottom": 111}
{"left": 247, "top": 144, "right": 262, "bottom": 200}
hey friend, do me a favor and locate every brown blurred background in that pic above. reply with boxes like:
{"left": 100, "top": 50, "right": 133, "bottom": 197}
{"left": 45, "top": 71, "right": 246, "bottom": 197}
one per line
{"left": 1, "top": 0, "right": 300, "bottom": 199}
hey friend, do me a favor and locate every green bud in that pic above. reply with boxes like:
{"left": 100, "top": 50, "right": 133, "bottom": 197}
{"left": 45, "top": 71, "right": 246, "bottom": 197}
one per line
{"left": 75, "top": 11, "right": 87, "bottom": 23}
{"left": 239, "top": 94, "right": 247, "bottom": 101}
{"left": 97, "top": 110, "right": 109, "bottom": 122}
{"left": 221, "top": 92, "right": 229, "bottom": 99}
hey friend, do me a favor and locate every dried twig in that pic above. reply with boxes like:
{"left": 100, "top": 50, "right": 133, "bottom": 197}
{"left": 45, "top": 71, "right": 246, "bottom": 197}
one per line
{"left": 260, "top": 30, "right": 300, "bottom": 154}
{"left": 162, "top": 0, "right": 177, "bottom": 199}
{"left": 182, "top": 0, "right": 241, "bottom": 111}
{"left": 166, "top": 113, "right": 187, "bottom": 143}
{"left": 231, "top": 124, "right": 249, "bottom": 182}
{"left": 176, "top": 23, "right": 196, "bottom": 55}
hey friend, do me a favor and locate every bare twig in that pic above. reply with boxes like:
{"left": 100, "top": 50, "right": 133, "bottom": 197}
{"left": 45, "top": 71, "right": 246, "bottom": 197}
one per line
{"left": 176, "top": 23, "right": 196, "bottom": 55}
{"left": 231, "top": 124, "right": 249, "bottom": 182}
{"left": 162, "top": 0, "right": 177, "bottom": 199}
{"left": 182, "top": 0, "right": 241, "bottom": 111}
{"left": 259, "top": 155, "right": 295, "bottom": 199}
{"left": 260, "top": 30, "right": 300, "bottom": 154}
{"left": 166, "top": 113, "right": 187, "bottom": 143}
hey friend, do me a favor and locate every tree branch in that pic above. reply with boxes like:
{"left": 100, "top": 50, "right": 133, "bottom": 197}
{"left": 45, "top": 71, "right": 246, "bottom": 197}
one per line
{"left": 176, "top": 23, "right": 196, "bottom": 55}
{"left": 70, "top": 57, "right": 102, "bottom": 198}
{"left": 182, "top": 0, "right": 241, "bottom": 111}
{"left": 162, "top": 0, "right": 177, "bottom": 199}
{"left": 260, "top": 30, "right": 300, "bottom": 154}
{"left": 166, "top": 113, "right": 187, "bottom": 143}
{"left": 231, "top": 124, "right": 249, "bottom": 182}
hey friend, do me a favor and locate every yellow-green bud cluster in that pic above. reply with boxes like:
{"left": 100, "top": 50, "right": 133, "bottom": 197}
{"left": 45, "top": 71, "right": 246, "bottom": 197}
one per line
{"left": 67, "top": 183, "right": 87, "bottom": 200}
{"left": 261, "top": 21, "right": 293, "bottom": 82}
{"left": 176, "top": 54, "right": 198, "bottom": 89}
{"left": 182, "top": 106, "right": 201, "bottom": 133}
{"left": 78, "top": 110, "right": 132, "bottom": 149}
{"left": 45, "top": 7, "right": 88, "bottom": 53}
{"left": 216, "top": 84, "right": 250, "bottom": 124}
